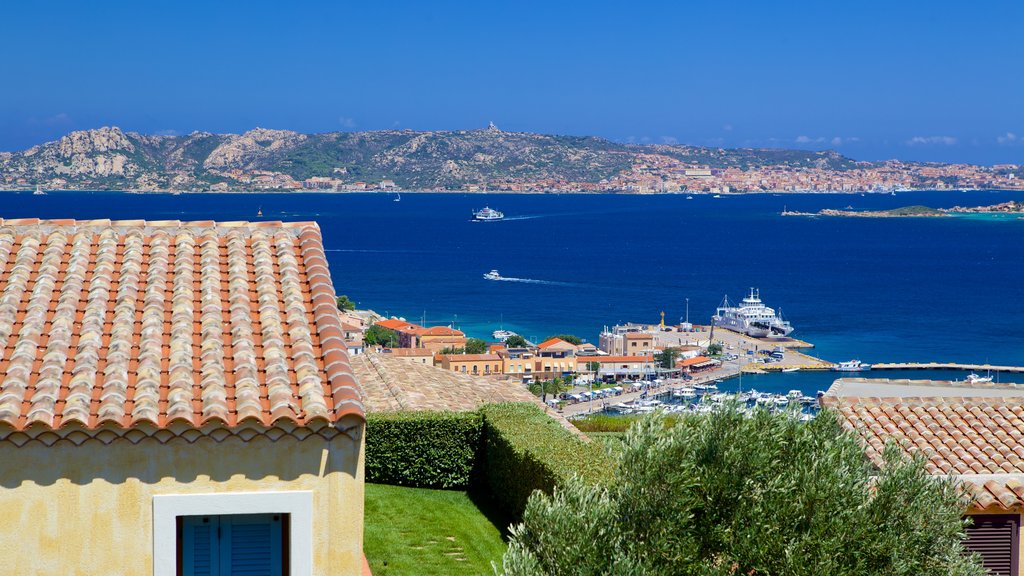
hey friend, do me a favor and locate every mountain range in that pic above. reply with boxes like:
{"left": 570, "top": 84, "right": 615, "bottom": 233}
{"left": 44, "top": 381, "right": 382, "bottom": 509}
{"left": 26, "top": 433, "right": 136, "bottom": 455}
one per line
{"left": 0, "top": 125, "right": 867, "bottom": 191}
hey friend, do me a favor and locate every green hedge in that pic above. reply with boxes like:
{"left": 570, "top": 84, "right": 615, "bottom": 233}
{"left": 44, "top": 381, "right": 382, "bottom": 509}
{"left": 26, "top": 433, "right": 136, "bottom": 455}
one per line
{"left": 365, "top": 411, "right": 483, "bottom": 489}
{"left": 478, "top": 403, "right": 614, "bottom": 521}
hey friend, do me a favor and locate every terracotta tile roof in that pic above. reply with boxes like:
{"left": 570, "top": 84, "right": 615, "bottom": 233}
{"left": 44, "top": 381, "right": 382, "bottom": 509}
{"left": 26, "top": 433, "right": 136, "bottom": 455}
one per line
{"left": 678, "top": 356, "right": 717, "bottom": 367}
{"left": 823, "top": 378, "right": 1024, "bottom": 511}
{"left": 537, "top": 337, "right": 568, "bottom": 349}
{"left": 408, "top": 326, "right": 464, "bottom": 337}
{"left": 376, "top": 319, "right": 418, "bottom": 331}
{"left": 351, "top": 351, "right": 533, "bottom": 412}
{"left": 351, "top": 351, "right": 586, "bottom": 437}
{"left": 0, "top": 217, "right": 364, "bottom": 441}
{"left": 383, "top": 348, "right": 434, "bottom": 358}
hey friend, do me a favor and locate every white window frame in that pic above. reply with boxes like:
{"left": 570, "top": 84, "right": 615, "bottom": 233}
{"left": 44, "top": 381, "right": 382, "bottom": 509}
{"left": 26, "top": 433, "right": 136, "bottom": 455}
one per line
{"left": 153, "top": 490, "right": 314, "bottom": 576}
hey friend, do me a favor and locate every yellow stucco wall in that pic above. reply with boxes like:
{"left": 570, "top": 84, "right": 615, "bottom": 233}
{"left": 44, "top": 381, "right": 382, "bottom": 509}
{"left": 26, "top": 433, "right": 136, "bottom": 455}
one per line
{"left": 0, "top": 422, "right": 365, "bottom": 576}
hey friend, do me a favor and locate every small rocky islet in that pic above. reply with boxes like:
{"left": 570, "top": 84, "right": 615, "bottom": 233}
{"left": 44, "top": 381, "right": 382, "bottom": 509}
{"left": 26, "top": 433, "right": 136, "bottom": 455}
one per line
{"left": 782, "top": 200, "right": 1024, "bottom": 218}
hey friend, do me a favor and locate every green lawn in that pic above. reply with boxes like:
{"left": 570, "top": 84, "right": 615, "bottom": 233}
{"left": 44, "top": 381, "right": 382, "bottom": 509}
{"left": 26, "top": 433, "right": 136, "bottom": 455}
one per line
{"left": 364, "top": 483, "right": 508, "bottom": 576}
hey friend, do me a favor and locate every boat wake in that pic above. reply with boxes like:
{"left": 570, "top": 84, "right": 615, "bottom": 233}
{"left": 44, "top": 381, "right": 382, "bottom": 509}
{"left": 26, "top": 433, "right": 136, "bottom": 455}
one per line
{"left": 489, "top": 276, "right": 578, "bottom": 287}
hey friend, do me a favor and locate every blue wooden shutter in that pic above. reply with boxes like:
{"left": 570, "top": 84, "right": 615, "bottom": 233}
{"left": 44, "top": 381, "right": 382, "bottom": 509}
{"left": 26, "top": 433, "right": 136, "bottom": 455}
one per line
{"left": 220, "top": 514, "right": 283, "bottom": 576}
{"left": 182, "top": 516, "right": 220, "bottom": 576}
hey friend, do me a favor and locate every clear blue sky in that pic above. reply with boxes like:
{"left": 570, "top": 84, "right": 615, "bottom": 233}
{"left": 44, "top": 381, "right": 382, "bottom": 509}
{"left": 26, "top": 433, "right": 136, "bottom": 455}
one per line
{"left": 2, "top": 0, "right": 1022, "bottom": 164}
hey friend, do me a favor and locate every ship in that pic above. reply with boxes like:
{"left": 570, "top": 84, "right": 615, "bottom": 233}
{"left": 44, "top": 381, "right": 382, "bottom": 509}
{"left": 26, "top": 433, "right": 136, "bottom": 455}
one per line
{"left": 492, "top": 329, "right": 518, "bottom": 341}
{"left": 33, "top": 185, "right": 46, "bottom": 196}
{"left": 834, "top": 360, "right": 872, "bottom": 372}
{"left": 483, "top": 269, "right": 502, "bottom": 280}
{"left": 473, "top": 207, "right": 504, "bottom": 221}
{"left": 711, "top": 288, "right": 794, "bottom": 338}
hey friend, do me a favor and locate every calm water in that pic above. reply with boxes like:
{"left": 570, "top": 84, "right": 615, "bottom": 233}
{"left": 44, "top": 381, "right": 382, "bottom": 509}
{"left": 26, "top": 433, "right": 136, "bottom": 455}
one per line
{"left": 2, "top": 189, "right": 1022, "bottom": 392}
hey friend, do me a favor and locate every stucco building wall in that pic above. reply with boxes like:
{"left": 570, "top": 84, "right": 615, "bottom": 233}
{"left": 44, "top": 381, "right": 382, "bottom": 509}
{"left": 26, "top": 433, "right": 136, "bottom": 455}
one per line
{"left": 0, "top": 421, "right": 364, "bottom": 576}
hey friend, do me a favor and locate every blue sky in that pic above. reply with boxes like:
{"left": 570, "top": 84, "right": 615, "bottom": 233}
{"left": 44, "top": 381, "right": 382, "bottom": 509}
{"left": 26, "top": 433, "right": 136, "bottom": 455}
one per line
{"left": 1, "top": 0, "right": 1021, "bottom": 164}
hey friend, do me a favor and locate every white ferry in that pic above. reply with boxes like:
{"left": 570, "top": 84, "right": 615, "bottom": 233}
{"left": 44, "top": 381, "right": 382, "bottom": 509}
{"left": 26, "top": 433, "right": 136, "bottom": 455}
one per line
{"left": 492, "top": 329, "right": 518, "bottom": 341}
{"left": 473, "top": 206, "right": 504, "bottom": 221}
{"left": 483, "top": 269, "right": 502, "bottom": 280}
{"left": 712, "top": 288, "right": 794, "bottom": 338}
{"left": 834, "top": 360, "right": 872, "bottom": 372}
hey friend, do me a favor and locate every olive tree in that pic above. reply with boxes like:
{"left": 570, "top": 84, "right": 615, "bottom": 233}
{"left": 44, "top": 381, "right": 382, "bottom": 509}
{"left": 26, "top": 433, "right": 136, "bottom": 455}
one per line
{"left": 498, "top": 408, "right": 984, "bottom": 576}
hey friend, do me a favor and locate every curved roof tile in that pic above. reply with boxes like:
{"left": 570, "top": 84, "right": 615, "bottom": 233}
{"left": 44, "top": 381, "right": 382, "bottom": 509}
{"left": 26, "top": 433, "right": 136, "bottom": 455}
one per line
{"left": 0, "top": 218, "right": 365, "bottom": 438}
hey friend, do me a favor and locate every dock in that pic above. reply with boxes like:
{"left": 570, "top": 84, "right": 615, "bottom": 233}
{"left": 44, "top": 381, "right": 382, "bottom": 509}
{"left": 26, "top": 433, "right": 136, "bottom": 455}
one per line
{"left": 872, "top": 362, "right": 1024, "bottom": 373}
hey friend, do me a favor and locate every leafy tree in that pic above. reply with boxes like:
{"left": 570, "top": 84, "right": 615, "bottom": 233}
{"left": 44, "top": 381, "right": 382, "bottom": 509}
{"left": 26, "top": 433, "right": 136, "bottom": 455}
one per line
{"left": 335, "top": 295, "right": 356, "bottom": 311}
{"left": 546, "top": 334, "right": 582, "bottom": 345}
{"left": 499, "top": 408, "right": 984, "bottom": 576}
{"left": 364, "top": 325, "right": 398, "bottom": 347}
{"left": 504, "top": 335, "right": 528, "bottom": 348}
{"left": 464, "top": 338, "right": 488, "bottom": 355}
{"left": 706, "top": 342, "right": 723, "bottom": 356}
{"left": 528, "top": 376, "right": 571, "bottom": 401}
{"left": 654, "top": 346, "right": 680, "bottom": 369}
{"left": 439, "top": 346, "right": 465, "bottom": 355}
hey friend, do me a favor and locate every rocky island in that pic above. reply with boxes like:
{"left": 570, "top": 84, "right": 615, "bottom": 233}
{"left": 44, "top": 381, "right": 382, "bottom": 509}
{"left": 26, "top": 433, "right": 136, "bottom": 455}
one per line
{"left": 783, "top": 202, "right": 1024, "bottom": 218}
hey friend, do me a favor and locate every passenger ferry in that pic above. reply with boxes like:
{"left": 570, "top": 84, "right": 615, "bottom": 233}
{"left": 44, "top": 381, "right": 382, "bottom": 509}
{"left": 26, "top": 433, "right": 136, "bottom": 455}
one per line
{"left": 712, "top": 288, "right": 794, "bottom": 338}
{"left": 473, "top": 206, "right": 504, "bottom": 221}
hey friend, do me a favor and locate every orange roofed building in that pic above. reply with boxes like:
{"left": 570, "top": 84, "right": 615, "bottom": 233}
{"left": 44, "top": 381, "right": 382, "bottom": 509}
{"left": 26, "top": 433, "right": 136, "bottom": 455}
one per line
{"left": 0, "top": 218, "right": 367, "bottom": 576}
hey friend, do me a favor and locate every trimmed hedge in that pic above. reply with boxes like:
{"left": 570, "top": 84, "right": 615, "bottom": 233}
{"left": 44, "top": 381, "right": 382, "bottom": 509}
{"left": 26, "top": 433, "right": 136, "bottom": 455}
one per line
{"left": 365, "top": 411, "right": 483, "bottom": 489}
{"left": 478, "top": 403, "right": 614, "bottom": 521}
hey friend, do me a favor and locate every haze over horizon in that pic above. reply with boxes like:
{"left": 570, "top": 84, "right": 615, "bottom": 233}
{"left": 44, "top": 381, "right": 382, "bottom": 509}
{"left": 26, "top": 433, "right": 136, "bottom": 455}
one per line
{"left": 2, "top": 0, "right": 1021, "bottom": 165}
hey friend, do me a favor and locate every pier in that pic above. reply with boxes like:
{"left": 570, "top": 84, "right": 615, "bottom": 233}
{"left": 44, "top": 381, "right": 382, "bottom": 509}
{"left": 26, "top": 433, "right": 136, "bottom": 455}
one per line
{"left": 871, "top": 362, "right": 1024, "bottom": 374}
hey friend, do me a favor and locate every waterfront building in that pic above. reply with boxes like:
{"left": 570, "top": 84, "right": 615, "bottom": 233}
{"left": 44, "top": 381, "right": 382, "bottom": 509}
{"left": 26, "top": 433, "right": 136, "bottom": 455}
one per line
{"left": 599, "top": 324, "right": 656, "bottom": 356}
{"left": 577, "top": 355, "right": 656, "bottom": 381}
{"left": 535, "top": 338, "right": 578, "bottom": 379}
{"left": 676, "top": 356, "right": 721, "bottom": 374}
{"left": 823, "top": 378, "right": 1024, "bottom": 575}
{"left": 440, "top": 353, "right": 503, "bottom": 376}
{"left": 498, "top": 347, "right": 537, "bottom": 382}
{"left": 400, "top": 325, "right": 467, "bottom": 353}
{"left": 0, "top": 217, "right": 367, "bottom": 575}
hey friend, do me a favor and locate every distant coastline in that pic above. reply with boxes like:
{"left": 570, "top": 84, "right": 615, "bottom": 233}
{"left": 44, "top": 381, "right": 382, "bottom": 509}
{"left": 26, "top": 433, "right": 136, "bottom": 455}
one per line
{"left": 5, "top": 188, "right": 1023, "bottom": 197}
{"left": 3, "top": 126, "right": 1022, "bottom": 195}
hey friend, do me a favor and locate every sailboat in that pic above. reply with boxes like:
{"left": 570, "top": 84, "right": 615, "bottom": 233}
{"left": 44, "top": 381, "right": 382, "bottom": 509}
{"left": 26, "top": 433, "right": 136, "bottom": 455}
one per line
{"left": 394, "top": 192, "right": 401, "bottom": 202}
{"left": 33, "top": 184, "right": 46, "bottom": 196}
{"left": 256, "top": 206, "right": 263, "bottom": 218}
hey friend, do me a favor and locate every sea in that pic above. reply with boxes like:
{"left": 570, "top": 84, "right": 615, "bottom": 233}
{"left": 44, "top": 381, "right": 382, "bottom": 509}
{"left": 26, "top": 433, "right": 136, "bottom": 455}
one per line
{"left": 2, "top": 189, "right": 1022, "bottom": 396}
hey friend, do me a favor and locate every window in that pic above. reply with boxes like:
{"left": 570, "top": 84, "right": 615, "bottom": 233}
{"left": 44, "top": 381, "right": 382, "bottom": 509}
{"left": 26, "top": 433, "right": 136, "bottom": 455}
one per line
{"left": 178, "top": 513, "right": 288, "bottom": 576}
{"left": 964, "top": 514, "right": 1019, "bottom": 576}
{"left": 153, "top": 491, "right": 313, "bottom": 576}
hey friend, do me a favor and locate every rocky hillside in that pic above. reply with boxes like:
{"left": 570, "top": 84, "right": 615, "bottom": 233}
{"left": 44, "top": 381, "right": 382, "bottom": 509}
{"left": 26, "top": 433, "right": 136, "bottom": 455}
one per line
{"left": 0, "top": 125, "right": 862, "bottom": 191}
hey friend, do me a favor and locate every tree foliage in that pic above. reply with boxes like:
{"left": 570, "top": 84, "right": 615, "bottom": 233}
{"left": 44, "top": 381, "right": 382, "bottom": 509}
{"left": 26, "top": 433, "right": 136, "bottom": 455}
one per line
{"left": 336, "top": 295, "right": 356, "bottom": 311}
{"left": 465, "top": 338, "right": 489, "bottom": 354}
{"left": 546, "top": 334, "right": 583, "bottom": 345}
{"left": 706, "top": 342, "right": 723, "bottom": 356}
{"left": 504, "top": 335, "right": 528, "bottom": 348}
{"left": 527, "top": 376, "right": 572, "bottom": 400}
{"left": 365, "top": 325, "right": 399, "bottom": 347}
{"left": 499, "top": 408, "right": 984, "bottom": 576}
{"left": 654, "top": 346, "right": 680, "bottom": 368}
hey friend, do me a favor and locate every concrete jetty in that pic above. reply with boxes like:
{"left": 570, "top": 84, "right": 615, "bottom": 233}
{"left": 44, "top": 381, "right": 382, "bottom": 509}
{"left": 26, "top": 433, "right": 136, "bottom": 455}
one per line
{"left": 872, "top": 362, "right": 1024, "bottom": 373}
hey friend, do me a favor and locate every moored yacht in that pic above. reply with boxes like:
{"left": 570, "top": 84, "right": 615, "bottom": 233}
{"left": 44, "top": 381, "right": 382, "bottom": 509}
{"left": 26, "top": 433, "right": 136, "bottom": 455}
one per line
{"left": 834, "top": 360, "right": 871, "bottom": 372}
{"left": 711, "top": 288, "right": 794, "bottom": 338}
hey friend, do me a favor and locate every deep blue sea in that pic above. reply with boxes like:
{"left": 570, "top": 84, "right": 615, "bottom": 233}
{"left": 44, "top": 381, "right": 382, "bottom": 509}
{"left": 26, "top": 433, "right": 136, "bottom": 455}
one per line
{"left": 2, "top": 189, "right": 1022, "bottom": 393}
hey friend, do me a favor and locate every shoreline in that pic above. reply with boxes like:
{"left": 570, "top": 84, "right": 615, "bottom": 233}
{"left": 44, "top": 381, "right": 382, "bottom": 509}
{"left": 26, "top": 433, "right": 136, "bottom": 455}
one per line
{"left": 3, "top": 188, "right": 1022, "bottom": 196}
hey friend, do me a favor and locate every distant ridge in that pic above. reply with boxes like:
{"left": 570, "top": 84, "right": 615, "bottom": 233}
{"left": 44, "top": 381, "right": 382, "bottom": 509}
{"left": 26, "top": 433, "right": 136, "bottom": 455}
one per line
{"left": 0, "top": 126, "right": 1015, "bottom": 192}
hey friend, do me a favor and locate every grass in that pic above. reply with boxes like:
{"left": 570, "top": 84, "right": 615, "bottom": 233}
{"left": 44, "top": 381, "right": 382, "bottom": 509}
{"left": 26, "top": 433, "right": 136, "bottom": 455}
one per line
{"left": 364, "top": 483, "right": 508, "bottom": 576}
